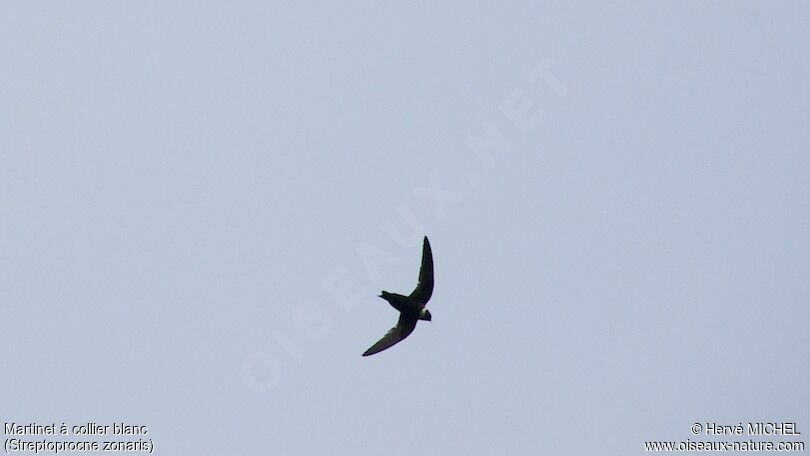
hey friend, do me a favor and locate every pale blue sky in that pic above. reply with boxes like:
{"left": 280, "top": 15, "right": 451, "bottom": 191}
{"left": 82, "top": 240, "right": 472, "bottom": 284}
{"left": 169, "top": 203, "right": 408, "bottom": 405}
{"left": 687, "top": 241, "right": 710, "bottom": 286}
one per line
{"left": 2, "top": 2, "right": 808, "bottom": 454}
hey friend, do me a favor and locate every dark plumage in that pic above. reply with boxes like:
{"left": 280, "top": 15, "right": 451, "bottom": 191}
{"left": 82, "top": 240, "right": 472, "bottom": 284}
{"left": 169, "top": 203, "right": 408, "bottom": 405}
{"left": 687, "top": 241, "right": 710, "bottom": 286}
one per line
{"left": 362, "top": 236, "right": 434, "bottom": 357}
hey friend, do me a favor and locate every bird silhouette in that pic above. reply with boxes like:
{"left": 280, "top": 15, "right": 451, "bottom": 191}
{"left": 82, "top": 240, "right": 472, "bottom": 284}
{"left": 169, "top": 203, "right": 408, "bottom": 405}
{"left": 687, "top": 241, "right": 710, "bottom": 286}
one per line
{"left": 362, "top": 236, "right": 434, "bottom": 357}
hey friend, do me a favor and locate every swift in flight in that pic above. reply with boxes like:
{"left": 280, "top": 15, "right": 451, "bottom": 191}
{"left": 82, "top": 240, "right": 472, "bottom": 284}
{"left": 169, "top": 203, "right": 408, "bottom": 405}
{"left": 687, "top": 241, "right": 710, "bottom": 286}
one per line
{"left": 362, "top": 236, "right": 434, "bottom": 357}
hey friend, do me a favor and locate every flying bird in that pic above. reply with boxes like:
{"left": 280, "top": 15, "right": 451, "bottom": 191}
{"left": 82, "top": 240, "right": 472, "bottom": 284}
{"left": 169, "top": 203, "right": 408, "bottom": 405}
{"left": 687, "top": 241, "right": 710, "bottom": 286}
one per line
{"left": 362, "top": 236, "right": 434, "bottom": 357}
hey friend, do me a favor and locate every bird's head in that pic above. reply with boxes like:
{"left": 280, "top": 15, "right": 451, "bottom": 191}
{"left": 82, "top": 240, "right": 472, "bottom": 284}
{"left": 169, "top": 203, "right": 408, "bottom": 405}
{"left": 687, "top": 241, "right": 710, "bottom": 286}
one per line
{"left": 420, "top": 308, "right": 432, "bottom": 321}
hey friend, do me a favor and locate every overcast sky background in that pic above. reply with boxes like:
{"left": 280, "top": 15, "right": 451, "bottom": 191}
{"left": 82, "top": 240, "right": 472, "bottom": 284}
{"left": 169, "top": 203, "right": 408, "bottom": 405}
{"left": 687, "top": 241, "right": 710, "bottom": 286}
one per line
{"left": 2, "top": 2, "right": 808, "bottom": 454}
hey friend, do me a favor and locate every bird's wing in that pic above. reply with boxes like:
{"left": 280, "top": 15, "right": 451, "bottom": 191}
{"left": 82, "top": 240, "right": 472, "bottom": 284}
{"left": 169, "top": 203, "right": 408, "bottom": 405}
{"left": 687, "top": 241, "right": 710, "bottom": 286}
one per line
{"left": 362, "top": 313, "right": 418, "bottom": 357}
{"left": 408, "top": 236, "right": 434, "bottom": 304}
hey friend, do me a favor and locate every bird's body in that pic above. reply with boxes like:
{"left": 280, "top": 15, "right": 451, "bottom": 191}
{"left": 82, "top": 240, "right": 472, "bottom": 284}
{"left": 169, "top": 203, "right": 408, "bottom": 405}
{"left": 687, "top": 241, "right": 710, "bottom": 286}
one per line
{"left": 362, "top": 236, "right": 434, "bottom": 357}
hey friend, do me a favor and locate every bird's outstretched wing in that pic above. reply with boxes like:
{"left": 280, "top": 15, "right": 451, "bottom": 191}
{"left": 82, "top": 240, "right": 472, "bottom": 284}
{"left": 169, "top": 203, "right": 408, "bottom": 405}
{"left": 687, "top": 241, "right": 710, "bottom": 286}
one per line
{"left": 362, "top": 313, "right": 418, "bottom": 357}
{"left": 408, "top": 236, "right": 433, "bottom": 304}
